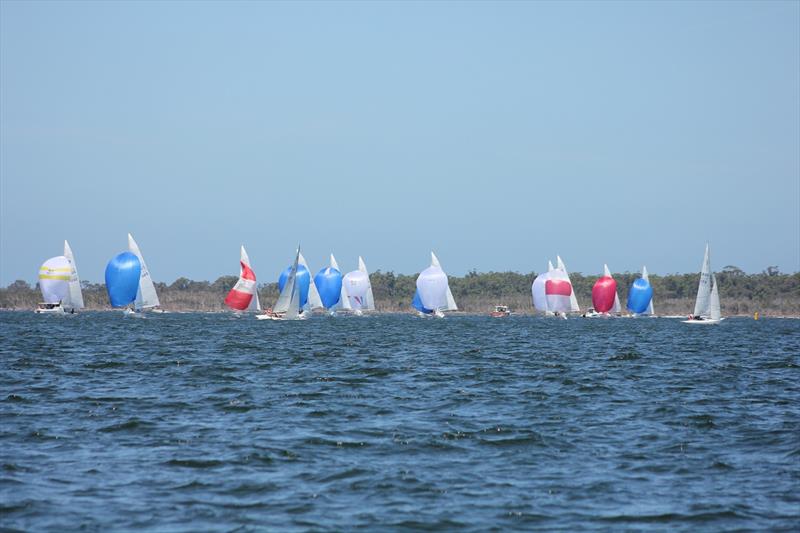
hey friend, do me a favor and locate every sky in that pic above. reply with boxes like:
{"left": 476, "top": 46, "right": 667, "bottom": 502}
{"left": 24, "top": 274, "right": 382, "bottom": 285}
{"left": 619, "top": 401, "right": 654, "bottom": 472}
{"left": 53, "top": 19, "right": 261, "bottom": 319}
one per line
{"left": 1, "top": 0, "right": 798, "bottom": 285}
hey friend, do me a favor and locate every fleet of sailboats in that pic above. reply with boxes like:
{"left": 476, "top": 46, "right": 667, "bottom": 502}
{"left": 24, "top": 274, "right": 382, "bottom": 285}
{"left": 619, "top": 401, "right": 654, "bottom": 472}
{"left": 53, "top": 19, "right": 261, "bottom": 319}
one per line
{"left": 32, "top": 238, "right": 731, "bottom": 322}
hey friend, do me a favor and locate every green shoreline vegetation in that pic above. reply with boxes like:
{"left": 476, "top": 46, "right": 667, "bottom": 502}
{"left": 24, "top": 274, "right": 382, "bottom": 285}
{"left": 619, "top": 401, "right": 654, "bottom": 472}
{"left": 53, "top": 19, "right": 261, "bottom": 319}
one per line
{"left": 2, "top": 266, "right": 798, "bottom": 316}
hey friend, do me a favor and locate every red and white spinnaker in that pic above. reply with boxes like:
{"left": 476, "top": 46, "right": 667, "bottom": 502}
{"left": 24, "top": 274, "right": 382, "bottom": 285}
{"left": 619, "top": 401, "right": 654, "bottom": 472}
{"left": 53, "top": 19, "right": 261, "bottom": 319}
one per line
{"left": 224, "top": 245, "right": 261, "bottom": 312}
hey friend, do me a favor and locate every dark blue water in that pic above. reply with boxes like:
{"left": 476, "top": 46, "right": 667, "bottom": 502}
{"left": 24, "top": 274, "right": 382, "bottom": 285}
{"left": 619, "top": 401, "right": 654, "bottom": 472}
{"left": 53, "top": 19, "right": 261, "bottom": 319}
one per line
{"left": 1, "top": 312, "right": 798, "bottom": 531}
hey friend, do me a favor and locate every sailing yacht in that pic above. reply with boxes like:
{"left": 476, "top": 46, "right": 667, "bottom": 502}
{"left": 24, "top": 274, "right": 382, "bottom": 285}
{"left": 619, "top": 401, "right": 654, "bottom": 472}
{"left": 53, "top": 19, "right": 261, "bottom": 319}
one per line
{"left": 414, "top": 252, "right": 457, "bottom": 318}
{"left": 343, "top": 257, "right": 375, "bottom": 316}
{"left": 684, "top": 244, "right": 723, "bottom": 324}
{"left": 627, "top": 266, "right": 655, "bottom": 317}
{"left": 224, "top": 245, "right": 261, "bottom": 314}
{"left": 586, "top": 264, "right": 621, "bottom": 317}
{"left": 35, "top": 240, "right": 84, "bottom": 314}
{"left": 258, "top": 248, "right": 305, "bottom": 321}
{"left": 126, "top": 234, "right": 161, "bottom": 315}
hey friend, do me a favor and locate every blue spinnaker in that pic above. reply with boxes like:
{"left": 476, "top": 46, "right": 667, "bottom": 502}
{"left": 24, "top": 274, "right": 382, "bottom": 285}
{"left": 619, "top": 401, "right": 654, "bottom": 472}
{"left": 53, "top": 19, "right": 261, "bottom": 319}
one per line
{"left": 105, "top": 251, "right": 141, "bottom": 307}
{"left": 315, "top": 267, "right": 342, "bottom": 309}
{"left": 412, "top": 290, "right": 433, "bottom": 314}
{"left": 279, "top": 264, "right": 310, "bottom": 308}
{"left": 627, "top": 277, "right": 653, "bottom": 314}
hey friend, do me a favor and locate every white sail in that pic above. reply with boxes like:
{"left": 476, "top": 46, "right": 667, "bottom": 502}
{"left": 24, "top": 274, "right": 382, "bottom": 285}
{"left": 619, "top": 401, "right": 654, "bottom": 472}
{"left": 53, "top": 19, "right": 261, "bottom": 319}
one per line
{"left": 556, "top": 255, "right": 580, "bottom": 312}
{"left": 330, "top": 254, "right": 352, "bottom": 311}
{"left": 128, "top": 233, "right": 160, "bottom": 310}
{"left": 63, "top": 240, "right": 84, "bottom": 310}
{"left": 693, "top": 244, "right": 712, "bottom": 317}
{"left": 430, "top": 252, "right": 457, "bottom": 311}
{"left": 358, "top": 256, "right": 375, "bottom": 311}
{"left": 416, "top": 266, "right": 449, "bottom": 311}
{"left": 298, "top": 252, "right": 323, "bottom": 310}
{"left": 274, "top": 249, "right": 300, "bottom": 314}
{"left": 38, "top": 256, "right": 71, "bottom": 303}
{"left": 531, "top": 268, "right": 550, "bottom": 313}
{"left": 709, "top": 274, "right": 721, "bottom": 321}
{"left": 545, "top": 267, "right": 574, "bottom": 313}
{"left": 548, "top": 260, "right": 555, "bottom": 272}
{"left": 242, "top": 246, "right": 261, "bottom": 312}
{"left": 642, "top": 266, "right": 655, "bottom": 316}
{"left": 286, "top": 271, "right": 301, "bottom": 319}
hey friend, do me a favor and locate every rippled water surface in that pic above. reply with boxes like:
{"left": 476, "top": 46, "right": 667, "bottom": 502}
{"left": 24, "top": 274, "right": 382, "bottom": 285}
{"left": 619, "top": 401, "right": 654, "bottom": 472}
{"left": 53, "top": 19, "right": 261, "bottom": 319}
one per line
{"left": 1, "top": 312, "right": 799, "bottom": 531}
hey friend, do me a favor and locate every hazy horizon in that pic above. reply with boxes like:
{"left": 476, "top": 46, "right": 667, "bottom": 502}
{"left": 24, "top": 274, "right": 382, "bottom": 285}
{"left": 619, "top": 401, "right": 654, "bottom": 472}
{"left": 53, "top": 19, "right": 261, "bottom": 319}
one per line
{"left": 2, "top": 1, "right": 798, "bottom": 285}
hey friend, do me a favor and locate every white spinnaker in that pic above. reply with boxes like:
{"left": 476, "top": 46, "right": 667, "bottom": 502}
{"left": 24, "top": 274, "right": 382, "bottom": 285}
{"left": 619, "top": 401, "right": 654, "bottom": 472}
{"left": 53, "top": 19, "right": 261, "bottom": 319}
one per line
{"left": 241, "top": 245, "right": 261, "bottom": 312}
{"left": 358, "top": 256, "right": 375, "bottom": 311}
{"left": 642, "top": 266, "right": 655, "bottom": 316}
{"left": 298, "top": 252, "right": 323, "bottom": 310}
{"left": 545, "top": 267, "right": 574, "bottom": 313}
{"left": 531, "top": 270, "right": 550, "bottom": 312}
{"left": 430, "top": 252, "right": 457, "bottom": 311}
{"left": 63, "top": 240, "right": 84, "bottom": 310}
{"left": 128, "top": 233, "right": 160, "bottom": 309}
{"left": 693, "top": 244, "right": 712, "bottom": 317}
{"left": 557, "top": 255, "right": 580, "bottom": 312}
{"left": 330, "top": 254, "right": 352, "bottom": 310}
{"left": 417, "top": 265, "right": 449, "bottom": 311}
{"left": 39, "top": 256, "right": 71, "bottom": 303}
{"left": 709, "top": 274, "right": 721, "bottom": 321}
{"left": 344, "top": 270, "right": 370, "bottom": 310}
{"left": 274, "top": 250, "right": 299, "bottom": 314}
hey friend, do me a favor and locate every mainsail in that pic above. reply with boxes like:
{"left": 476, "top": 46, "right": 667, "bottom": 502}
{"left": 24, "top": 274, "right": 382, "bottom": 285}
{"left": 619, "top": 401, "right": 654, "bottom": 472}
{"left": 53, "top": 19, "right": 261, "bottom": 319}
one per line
{"left": 693, "top": 244, "right": 713, "bottom": 318}
{"left": 430, "top": 252, "right": 457, "bottom": 311}
{"left": 128, "top": 234, "right": 160, "bottom": 310}
{"left": 63, "top": 240, "right": 84, "bottom": 310}
{"left": 274, "top": 249, "right": 301, "bottom": 318}
{"left": 329, "top": 254, "right": 351, "bottom": 311}
{"left": 298, "top": 253, "right": 323, "bottom": 310}
{"left": 556, "top": 255, "right": 580, "bottom": 312}
{"left": 358, "top": 256, "right": 375, "bottom": 311}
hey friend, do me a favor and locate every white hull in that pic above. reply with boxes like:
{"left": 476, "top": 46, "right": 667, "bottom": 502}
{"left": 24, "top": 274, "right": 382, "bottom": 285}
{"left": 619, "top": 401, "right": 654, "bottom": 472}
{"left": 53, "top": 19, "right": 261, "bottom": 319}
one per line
{"left": 682, "top": 318, "right": 724, "bottom": 325}
{"left": 256, "top": 313, "right": 306, "bottom": 321}
{"left": 123, "top": 308, "right": 146, "bottom": 319}
{"left": 35, "top": 306, "right": 65, "bottom": 315}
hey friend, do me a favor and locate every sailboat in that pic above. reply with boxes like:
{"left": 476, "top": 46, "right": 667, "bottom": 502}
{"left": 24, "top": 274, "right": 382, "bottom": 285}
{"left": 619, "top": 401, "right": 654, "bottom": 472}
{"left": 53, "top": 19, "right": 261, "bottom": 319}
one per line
{"left": 105, "top": 251, "right": 142, "bottom": 314}
{"left": 586, "top": 264, "right": 621, "bottom": 317}
{"left": 627, "top": 266, "right": 655, "bottom": 317}
{"left": 342, "top": 257, "right": 375, "bottom": 316}
{"left": 315, "top": 254, "right": 346, "bottom": 315}
{"left": 35, "top": 240, "right": 85, "bottom": 314}
{"left": 258, "top": 248, "right": 304, "bottom": 321}
{"left": 125, "top": 234, "right": 162, "bottom": 315}
{"left": 684, "top": 244, "right": 724, "bottom": 324}
{"left": 413, "top": 252, "right": 457, "bottom": 318}
{"left": 556, "top": 255, "right": 581, "bottom": 314}
{"left": 224, "top": 245, "right": 261, "bottom": 314}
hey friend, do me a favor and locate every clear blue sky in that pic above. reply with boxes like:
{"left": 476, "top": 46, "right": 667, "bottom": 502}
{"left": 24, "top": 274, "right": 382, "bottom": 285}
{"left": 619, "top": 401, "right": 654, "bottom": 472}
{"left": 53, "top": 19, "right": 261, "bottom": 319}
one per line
{"left": 1, "top": 0, "right": 798, "bottom": 285}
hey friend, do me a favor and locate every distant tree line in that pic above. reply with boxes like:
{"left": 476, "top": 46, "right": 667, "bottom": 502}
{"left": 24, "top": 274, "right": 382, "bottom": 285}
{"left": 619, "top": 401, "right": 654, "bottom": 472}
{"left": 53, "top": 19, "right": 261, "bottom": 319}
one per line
{"left": 2, "top": 267, "right": 798, "bottom": 315}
